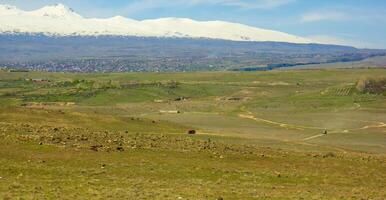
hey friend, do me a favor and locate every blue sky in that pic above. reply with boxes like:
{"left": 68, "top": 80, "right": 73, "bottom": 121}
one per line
{"left": 1, "top": 0, "right": 386, "bottom": 48}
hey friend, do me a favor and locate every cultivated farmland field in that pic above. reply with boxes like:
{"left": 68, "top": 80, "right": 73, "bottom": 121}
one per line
{"left": 0, "top": 68, "right": 385, "bottom": 199}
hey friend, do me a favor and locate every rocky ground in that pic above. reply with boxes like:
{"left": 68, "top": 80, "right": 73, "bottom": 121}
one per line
{"left": 1, "top": 122, "right": 385, "bottom": 199}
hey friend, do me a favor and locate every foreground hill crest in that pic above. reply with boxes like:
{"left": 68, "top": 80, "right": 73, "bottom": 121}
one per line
{"left": 0, "top": 3, "right": 312, "bottom": 43}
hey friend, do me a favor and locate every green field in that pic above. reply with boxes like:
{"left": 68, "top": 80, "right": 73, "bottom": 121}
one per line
{"left": 0, "top": 69, "right": 385, "bottom": 199}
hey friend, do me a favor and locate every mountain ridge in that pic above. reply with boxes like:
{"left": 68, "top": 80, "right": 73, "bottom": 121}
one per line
{"left": 2, "top": 4, "right": 385, "bottom": 73}
{"left": 0, "top": 3, "right": 313, "bottom": 44}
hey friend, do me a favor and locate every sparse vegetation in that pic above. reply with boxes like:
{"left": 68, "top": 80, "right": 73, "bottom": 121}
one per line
{"left": 356, "top": 76, "right": 386, "bottom": 94}
{"left": 0, "top": 69, "right": 385, "bottom": 199}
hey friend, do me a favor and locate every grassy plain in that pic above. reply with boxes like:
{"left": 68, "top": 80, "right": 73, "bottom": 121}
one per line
{"left": 0, "top": 68, "right": 385, "bottom": 199}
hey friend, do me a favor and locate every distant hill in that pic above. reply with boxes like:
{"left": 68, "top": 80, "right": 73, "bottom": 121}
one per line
{"left": 0, "top": 34, "right": 385, "bottom": 72}
{"left": 280, "top": 55, "right": 386, "bottom": 70}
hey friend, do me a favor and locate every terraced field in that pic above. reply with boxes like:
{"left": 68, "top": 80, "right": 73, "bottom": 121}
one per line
{"left": 0, "top": 69, "right": 385, "bottom": 199}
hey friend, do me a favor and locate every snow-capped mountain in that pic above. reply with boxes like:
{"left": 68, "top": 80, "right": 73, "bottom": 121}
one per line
{"left": 0, "top": 3, "right": 312, "bottom": 44}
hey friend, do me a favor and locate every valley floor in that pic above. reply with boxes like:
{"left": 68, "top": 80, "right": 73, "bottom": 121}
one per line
{"left": 0, "top": 69, "right": 385, "bottom": 199}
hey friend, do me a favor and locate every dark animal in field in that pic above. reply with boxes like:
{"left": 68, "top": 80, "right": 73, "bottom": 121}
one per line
{"left": 116, "top": 146, "right": 124, "bottom": 151}
{"left": 188, "top": 130, "right": 196, "bottom": 135}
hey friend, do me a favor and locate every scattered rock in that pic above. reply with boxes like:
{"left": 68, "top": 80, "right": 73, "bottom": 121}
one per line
{"left": 323, "top": 152, "right": 336, "bottom": 158}
{"left": 174, "top": 97, "right": 186, "bottom": 101}
{"left": 9, "top": 182, "right": 21, "bottom": 189}
{"left": 0, "top": 122, "right": 262, "bottom": 155}
{"left": 90, "top": 145, "right": 103, "bottom": 152}
{"left": 227, "top": 97, "right": 241, "bottom": 101}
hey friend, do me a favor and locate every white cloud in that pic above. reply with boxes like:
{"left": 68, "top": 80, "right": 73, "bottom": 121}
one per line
{"left": 300, "top": 11, "right": 348, "bottom": 23}
{"left": 211, "top": 0, "right": 297, "bottom": 9}
{"left": 121, "top": 0, "right": 296, "bottom": 15}
{"left": 257, "top": 0, "right": 296, "bottom": 9}
{"left": 307, "top": 35, "right": 381, "bottom": 49}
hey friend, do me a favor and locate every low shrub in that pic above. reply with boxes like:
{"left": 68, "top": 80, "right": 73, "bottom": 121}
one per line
{"left": 356, "top": 77, "right": 386, "bottom": 95}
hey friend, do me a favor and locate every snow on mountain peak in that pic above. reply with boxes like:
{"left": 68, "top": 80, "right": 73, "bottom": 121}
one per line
{"left": 0, "top": 4, "right": 17, "bottom": 10}
{"left": 0, "top": 4, "right": 22, "bottom": 15}
{"left": 109, "top": 15, "right": 138, "bottom": 23}
{"left": 110, "top": 15, "right": 126, "bottom": 21}
{"left": 0, "top": 4, "right": 313, "bottom": 44}
{"left": 29, "top": 3, "right": 81, "bottom": 19}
